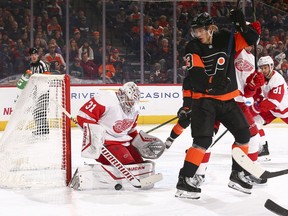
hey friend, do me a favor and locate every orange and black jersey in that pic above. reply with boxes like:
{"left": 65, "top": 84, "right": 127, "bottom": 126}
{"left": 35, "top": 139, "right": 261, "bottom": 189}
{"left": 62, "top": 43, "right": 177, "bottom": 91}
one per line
{"left": 184, "top": 25, "right": 259, "bottom": 101}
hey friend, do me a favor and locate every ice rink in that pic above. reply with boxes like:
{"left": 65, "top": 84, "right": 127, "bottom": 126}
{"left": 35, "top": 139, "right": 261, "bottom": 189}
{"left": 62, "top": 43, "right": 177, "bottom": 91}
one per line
{"left": 0, "top": 123, "right": 287, "bottom": 216}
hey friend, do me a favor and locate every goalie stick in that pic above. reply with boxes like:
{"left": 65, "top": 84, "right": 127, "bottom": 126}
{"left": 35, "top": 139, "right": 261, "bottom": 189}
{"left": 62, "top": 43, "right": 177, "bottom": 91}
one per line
{"left": 51, "top": 98, "right": 163, "bottom": 189}
{"left": 232, "top": 147, "right": 288, "bottom": 179}
{"left": 146, "top": 116, "right": 178, "bottom": 134}
{"left": 265, "top": 199, "right": 288, "bottom": 216}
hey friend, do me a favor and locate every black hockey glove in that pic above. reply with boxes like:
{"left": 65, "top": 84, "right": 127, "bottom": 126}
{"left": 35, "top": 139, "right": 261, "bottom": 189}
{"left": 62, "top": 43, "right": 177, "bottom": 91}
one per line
{"left": 207, "top": 76, "right": 231, "bottom": 94}
{"left": 229, "top": 9, "right": 247, "bottom": 33}
{"left": 177, "top": 107, "right": 192, "bottom": 120}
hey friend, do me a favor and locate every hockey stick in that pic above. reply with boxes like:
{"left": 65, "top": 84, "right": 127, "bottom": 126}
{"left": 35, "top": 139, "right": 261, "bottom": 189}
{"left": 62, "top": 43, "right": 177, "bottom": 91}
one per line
{"left": 232, "top": 147, "right": 288, "bottom": 179}
{"left": 265, "top": 199, "right": 288, "bottom": 216}
{"left": 251, "top": 0, "right": 258, "bottom": 70}
{"left": 51, "top": 98, "right": 163, "bottom": 189}
{"left": 146, "top": 116, "right": 178, "bottom": 134}
{"left": 210, "top": 129, "right": 228, "bottom": 148}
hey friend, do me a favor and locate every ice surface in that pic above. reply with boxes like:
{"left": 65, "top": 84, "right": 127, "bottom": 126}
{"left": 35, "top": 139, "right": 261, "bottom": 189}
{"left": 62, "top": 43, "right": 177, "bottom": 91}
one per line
{"left": 0, "top": 123, "right": 287, "bottom": 216}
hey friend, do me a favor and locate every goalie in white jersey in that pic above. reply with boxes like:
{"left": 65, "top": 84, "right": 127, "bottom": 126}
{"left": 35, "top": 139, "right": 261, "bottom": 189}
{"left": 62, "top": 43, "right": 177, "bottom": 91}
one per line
{"left": 71, "top": 82, "right": 165, "bottom": 190}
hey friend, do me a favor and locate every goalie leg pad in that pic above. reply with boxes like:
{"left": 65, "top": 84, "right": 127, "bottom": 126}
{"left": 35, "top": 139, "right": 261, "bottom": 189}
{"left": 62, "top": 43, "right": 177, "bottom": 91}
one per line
{"left": 132, "top": 130, "right": 165, "bottom": 159}
{"left": 81, "top": 123, "right": 106, "bottom": 159}
{"left": 70, "top": 161, "right": 156, "bottom": 190}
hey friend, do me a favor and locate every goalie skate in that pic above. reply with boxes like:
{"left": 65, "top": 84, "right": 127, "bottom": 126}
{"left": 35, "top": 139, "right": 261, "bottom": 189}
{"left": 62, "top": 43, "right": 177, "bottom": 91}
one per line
{"left": 175, "top": 175, "right": 201, "bottom": 199}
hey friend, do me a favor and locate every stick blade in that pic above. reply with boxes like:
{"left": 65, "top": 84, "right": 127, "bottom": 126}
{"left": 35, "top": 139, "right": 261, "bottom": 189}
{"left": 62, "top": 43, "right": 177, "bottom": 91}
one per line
{"left": 232, "top": 147, "right": 265, "bottom": 178}
{"left": 265, "top": 199, "right": 288, "bottom": 216}
{"left": 139, "top": 173, "right": 163, "bottom": 188}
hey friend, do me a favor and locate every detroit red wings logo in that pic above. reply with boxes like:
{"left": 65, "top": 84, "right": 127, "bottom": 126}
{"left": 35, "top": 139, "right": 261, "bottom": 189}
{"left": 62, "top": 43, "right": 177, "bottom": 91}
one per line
{"left": 235, "top": 58, "right": 254, "bottom": 72}
{"left": 113, "top": 119, "right": 134, "bottom": 133}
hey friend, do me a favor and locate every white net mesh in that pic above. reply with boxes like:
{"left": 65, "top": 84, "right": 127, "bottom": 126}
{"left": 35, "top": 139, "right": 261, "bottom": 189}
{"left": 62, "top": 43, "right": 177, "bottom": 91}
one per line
{"left": 0, "top": 74, "right": 71, "bottom": 189}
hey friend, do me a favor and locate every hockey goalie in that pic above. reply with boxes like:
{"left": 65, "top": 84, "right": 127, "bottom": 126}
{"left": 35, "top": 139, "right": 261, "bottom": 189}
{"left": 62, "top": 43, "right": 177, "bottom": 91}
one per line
{"left": 70, "top": 82, "right": 165, "bottom": 190}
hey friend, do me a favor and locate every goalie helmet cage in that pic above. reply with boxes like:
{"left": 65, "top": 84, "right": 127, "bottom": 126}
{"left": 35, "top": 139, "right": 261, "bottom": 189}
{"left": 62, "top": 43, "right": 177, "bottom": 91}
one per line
{"left": 0, "top": 74, "right": 71, "bottom": 189}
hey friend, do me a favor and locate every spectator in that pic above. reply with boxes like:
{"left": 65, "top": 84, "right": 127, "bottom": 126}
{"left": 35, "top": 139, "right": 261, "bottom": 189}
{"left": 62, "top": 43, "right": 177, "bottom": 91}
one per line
{"left": 69, "top": 57, "right": 84, "bottom": 78}
{"left": 33, "top": 37, "right": 48, "bottom": 53}
{"left": 115, "top": 7, "right": 127, "bottom": 39}
{"left": 0, "top": 43, "right": 13, "bottom": 78}
{"left": 47, "top": 0, "right": 63, "bottom": 24}
{"left": 80, "top": 51, "right": 98, "bottom": 79}
{"left": 110, "top": 48, "right": 125, "bottom": 82}
{"left": 8, "top": 21, "right": 21, "bottom": 42}
{"left": 12, "top": 38, "right": 29, "bottom": 74}
{"left": 216, "top": 2, "right": 230, "bottom": 18}
{"left": 45, "top": 43, "right": 66, "bottom": 74}
{"left": 66, "top": 38, "right": 79, "bottom": 62}
{"left": 78, "top": 39, "right": 94, "bottom": 61}
{"left": 90, "top": 31, "right": 102, "bottom": 65}
{"left": 77, "top": 16, "right": 91, "bottom": 40}
{"left": 98, "top": 55, "right": 116, "bottom": 83}
{"left": 266, "top": 15, "right": 282, "bottom": 32}
{"left": 53, "top": 30, "right": 65, "bottom": 50}
{"left": 47, "top": 16, "right": 62, "bottom": 38}
{"left": 73, "top": 28, "right": 83, "bottom": 48}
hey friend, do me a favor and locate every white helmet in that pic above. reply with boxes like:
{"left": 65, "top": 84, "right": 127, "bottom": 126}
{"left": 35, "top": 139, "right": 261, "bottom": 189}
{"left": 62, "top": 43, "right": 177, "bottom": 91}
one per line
{"left": 258, "top": 56, "right": 274, "bottom": 72}
{"left": 117, "top": 82, "right": 140, "bottom": 114}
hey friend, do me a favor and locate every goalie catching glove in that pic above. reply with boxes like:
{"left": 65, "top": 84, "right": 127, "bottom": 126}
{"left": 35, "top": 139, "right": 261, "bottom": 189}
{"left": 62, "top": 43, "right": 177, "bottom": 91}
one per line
{"left": 132, "top": 130, "right": 165, "bottom": 159}
{"left": 81, "top": 123, "right": 106, "bottom": 159}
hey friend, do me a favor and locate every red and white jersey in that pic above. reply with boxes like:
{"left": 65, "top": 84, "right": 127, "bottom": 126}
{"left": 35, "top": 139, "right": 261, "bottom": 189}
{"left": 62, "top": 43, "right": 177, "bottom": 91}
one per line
{"left": 77, "top": 90, "right": 139, "bottom": 145}
{"left": 234, "top": 49, "right": 255, "bottom": 102}
{"left": 258, "top": 71, "right": 288, "bottom": 118}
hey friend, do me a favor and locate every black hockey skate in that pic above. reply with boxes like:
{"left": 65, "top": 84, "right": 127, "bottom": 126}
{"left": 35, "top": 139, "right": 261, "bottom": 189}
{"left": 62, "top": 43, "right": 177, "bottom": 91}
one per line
{"left": 259, "top": 142, "right": 270, "bottom": 156}
{"left": 175, "top": 175, "right": 201, "bottom": 199}
{"left": 228, "top": 170, "right": 253, "bottom": 194}
{"left": 258, "top": 142, "right": 271, "bottom": 161}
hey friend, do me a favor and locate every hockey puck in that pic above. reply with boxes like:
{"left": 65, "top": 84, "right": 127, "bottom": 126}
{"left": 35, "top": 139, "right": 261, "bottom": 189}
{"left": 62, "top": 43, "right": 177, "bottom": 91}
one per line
{"left": 114, "top": 184, "right": 122, "bottom": 191}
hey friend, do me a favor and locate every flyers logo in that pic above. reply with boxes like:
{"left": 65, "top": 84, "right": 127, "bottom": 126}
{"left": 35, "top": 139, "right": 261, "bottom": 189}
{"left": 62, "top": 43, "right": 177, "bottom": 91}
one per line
{"left": 202, "top": 52, "right": 227, "bottom": 76}
{"left": 235, "top": 58, "right": 254, "bottom": 72}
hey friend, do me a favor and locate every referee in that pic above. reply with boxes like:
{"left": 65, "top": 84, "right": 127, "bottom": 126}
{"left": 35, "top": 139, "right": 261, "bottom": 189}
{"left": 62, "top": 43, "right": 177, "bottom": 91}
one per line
{"left": 29, "top": 47, "right": 50, "bottom": 74}
{"left": 19, "top": 47, "right": 51, "bottom": 135}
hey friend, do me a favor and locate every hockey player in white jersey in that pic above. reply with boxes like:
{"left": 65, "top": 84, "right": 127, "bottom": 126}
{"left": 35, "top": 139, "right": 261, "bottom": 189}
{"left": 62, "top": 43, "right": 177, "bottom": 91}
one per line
{"left": 70, "top": 82, "right": 165, "bottom": 190}
{"left": 248, "top": 55, "right": 288, "bottom": 158}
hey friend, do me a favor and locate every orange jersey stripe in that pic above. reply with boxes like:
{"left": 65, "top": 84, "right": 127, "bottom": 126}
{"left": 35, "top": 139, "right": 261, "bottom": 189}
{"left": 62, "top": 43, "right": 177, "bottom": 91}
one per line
{"left": 185, "top": 147, "right": 205, "bottom": 166}
{"left": 191, "top": 54, "right": 205, "bottom": 68}
{"left": 192, "top": 89, "right": 240, "bottom": 101}
{"left": 234, "top": 33, "right": 249, "bottom": 53}
{"left": 183, "top": 89, "right": 192, "bottom": 97}
{"left": 172, "top": 123, "right": 185, "bottom": 136}
{"left": 232, "top": 143, "right": 249, "bottom": 155}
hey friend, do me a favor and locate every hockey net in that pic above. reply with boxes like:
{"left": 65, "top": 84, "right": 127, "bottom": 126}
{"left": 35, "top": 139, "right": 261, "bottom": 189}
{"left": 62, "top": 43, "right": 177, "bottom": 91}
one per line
{"left": 0, "top": 74, "right": 71, "bottom": 188}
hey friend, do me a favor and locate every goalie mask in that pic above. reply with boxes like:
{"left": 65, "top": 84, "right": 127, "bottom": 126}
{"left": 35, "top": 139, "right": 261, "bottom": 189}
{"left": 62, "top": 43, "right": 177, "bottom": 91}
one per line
{"left": 117, "top": 82, "right": 140, "bottom": 114}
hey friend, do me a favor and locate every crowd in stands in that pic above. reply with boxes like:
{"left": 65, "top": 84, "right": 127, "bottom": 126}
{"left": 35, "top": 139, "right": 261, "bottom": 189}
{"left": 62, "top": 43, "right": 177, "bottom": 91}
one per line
{"left": 0, "top": 0, "right": 287, "bottom": 84}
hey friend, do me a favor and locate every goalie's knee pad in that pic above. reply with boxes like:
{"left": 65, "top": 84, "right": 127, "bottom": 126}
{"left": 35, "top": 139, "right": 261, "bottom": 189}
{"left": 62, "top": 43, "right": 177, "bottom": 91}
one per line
{"left": 70, "top": 161, "right": 156, "bottom": 191}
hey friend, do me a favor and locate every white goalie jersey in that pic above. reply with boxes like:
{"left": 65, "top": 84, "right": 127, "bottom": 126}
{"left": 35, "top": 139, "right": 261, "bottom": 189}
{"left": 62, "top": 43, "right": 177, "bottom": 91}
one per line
{"left": 77, "top": 90, "right": 140, "bottom": 145}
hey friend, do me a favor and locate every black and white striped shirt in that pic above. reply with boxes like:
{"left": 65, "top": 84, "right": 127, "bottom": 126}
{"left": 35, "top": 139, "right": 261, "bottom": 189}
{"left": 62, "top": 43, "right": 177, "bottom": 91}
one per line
{"left": 30, "top": 60, "right": 49, "bottom": 74}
